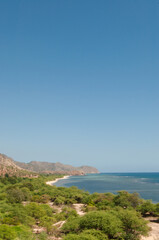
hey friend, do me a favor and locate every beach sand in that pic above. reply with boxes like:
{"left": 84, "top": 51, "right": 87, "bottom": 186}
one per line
{"left": 46, "top": 175, "right": 70, "bottom": 186}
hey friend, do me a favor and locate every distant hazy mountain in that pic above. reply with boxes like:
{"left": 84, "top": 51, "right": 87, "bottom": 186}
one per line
{"left": 0, "top": 153, "right": 99, "bottom": 176}
{"left": 15, "top": 160, "right": 99, "bottom": 174}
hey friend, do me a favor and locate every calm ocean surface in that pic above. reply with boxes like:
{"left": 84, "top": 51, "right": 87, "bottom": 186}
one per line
{"left": 54, "top": 173, "right": 159, "bottom": 203}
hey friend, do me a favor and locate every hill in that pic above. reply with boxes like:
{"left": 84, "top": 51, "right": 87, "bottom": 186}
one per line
{"left": 0, "top": 153, "right": 37, "bottom": 177}
{"left": 15, "top": 160, "right": 99, "bottom": 175}
{"left": 0, "top": 153, "right": 99, "bottom": 176}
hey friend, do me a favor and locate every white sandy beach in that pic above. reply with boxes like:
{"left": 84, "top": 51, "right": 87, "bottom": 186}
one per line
{"left": 46, "top": 175, "right": 70, "bottom": 186}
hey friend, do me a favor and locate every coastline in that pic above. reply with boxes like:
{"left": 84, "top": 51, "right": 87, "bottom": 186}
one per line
{"left": 46, "top": 175, "right": 70, "bottom": 186}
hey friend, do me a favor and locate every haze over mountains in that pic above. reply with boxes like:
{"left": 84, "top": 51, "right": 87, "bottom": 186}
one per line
{"left": 0, "top": 153, "right": 99, "bottom": 176}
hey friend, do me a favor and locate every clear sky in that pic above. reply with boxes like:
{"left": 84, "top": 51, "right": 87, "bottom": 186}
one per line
{"left": 0, "top": 0, "right": 159, "bottom": 172}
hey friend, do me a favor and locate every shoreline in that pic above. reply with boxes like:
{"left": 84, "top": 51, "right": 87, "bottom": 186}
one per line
{"left": 46, "top": 175, "right": 70, "bottom": 186}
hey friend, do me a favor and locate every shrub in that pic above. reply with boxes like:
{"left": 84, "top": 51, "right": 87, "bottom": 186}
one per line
{"left": 62, "top": 211, "right": 123, "bottom": 239}
{"left": 9, "top": 204, "right": 35, "bottom": 226}
{"left": 54, "top": 196, "right": 65, "bottom": 205}
{"left": 62, "top": 216, "right": 81, "bottom": 233}
{"left": 0, "top": 224, "right": 16, "bottom": 240}
{"left": 117, "top": 209, "right": 149, "bottom": 240}
{"left": 137, "top": 200, "right": 156, "bottom": 216}
{"left": 38, "top": 232, "right": 48, "bottom": 240}
{"left": 62, "top": 209, "right": 149, "bottom": 240}
{"left": 63, "top": 233, "right": 98, "bottom": 240}
{"left": 56, "top": 207, "right": 78, "bottom": 221}
{"left": 79, "top": 211, "right": 123, "bottom": 239}
{"left": 12, "top": 225, "right": 35, "bottom": 240}
{"left": 114, "top": 191, "right": 141, "bottom": 209}
{"left": 6, "top": 187, "right": 25, "bottom": 203}
{"left": 81, "top": 229, "right": 108, "bottom": 240}
{"left": 85, "top": 206, "right": 97, "bottom": 212}
{"left": 25, "top": 203, "right": 45, "bottom": 220}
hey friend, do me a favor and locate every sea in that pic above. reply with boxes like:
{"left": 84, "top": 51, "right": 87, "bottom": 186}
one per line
{"left": 54, "top": 173, "right": 159, "bottom": 203}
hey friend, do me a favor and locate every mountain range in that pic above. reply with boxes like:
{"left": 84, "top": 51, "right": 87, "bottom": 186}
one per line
{"left": 0, "top": 153, "right": 99, "bottom": 176}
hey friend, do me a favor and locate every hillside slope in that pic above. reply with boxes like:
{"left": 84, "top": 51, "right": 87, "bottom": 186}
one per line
{"left": 0, "top": 154, "right": 37, "bottom": 177}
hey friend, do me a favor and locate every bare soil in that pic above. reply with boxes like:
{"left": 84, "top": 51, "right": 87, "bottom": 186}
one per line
{"left": 141, "top": 217, "right": 159, "bottom": 240}
{"left": 72, "top": 203, "right": 85, "bottom": 216}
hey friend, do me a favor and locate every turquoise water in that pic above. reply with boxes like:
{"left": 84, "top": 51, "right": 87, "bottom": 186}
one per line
{"left": 54, "top": 173, "right": 159, "bottom": 203}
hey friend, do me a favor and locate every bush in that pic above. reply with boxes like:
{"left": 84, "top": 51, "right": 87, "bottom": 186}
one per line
{"left": 11, "top": 205, "right": 35, "bottom": 226}
{"left": 21, "top": 187, "right": 32, "bottom": 201}
{"left": 0, "top": 224, "right": 16, "bottom": 240}
{"left": 6, "top": 187, "right": 25, "bottom": 203}
{"left": 79, "top": 211, "right": 123, "bottom": 239}
{"left": 81, "top": 229, "right": 108, "bottom": 240}
{"left": 12, "top": 225, "right": 35, "bottom": 240}
{"left": 62, "top": 209, "right": 149, "bottom": 240}
{"left": 114, "top": 191, "right": 141, "bottom": 209}
{"left": 155, "top": 203, "right": 159, "bottom": 215}
{"left": 25, "top": 203, "right": 45, "bottom": 220}
{"left": 137, "top": 200, "right": 156, "bottom": 216}
{"left": 85, "top": 206, "right": 97, "bottom": 212}
{"left": 117, "top": 209, "right": 149, "bottom": 240}
{"left": 63, "top": 233, "right": 98, "bottom": 240}
{"left": 62, "top": 211, "right": 123, "bottom": 239}
{"left": 54, "top": 196, "right": 65, "bottom": 205}
{"left": 56, "top": 206, "right": 78, "bottom": 222}
{"left": 62, "top": 216, "right": 81, "bottom": 233}
{"left": 38, "top": 232, "right": 48, "bottom": 240}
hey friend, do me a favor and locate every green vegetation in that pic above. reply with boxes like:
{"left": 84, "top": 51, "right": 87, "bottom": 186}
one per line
{"left": 0, "top": 174, "right": 158, "bottom": 239}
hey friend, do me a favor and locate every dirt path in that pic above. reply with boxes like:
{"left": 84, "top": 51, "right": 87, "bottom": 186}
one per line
{"left": 73, "top": 203, "right": 85, "bottom": 216}
{"left": 53, "top": 220, "right": 66, "bottom": 229}
{"left": 32, "top": 225, "right": 45, "bottom": 234}
{"left": 141, "top": 218, "right": 159, "bottom": 240}
{"left": 47, "top": 202, "right": 63, "bottom": 213}
{"left": 52, "top": 204, "right": 85, "bottom": 231}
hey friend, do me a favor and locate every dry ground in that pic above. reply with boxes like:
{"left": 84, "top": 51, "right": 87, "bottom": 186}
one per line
{"left": 141, "top": 217, "right": 159, "bottom": 240}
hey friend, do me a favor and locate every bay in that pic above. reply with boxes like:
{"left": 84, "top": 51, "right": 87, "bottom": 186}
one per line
{"left": 54, "top": 173, "right": 159, "bottom": 203}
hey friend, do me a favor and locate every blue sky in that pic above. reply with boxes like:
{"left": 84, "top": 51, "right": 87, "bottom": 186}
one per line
{"left": 0, "top": 0, "right": 159, "bottom": 172}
